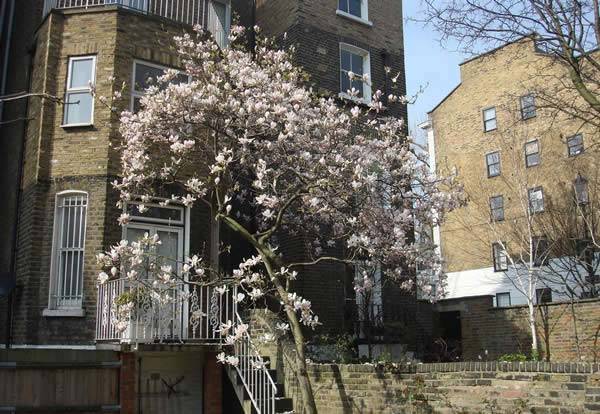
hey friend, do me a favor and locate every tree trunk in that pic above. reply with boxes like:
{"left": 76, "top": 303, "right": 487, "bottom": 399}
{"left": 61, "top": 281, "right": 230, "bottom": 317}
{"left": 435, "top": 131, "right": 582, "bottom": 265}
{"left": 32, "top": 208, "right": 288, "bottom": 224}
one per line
{"left": 570, "top": 300, "right": 582, "bottom": 360}
{"left": 219, "top": 215, "right": 319, "bottom": 413}
{"left": 285, "top": 306, "right": 318, "bottom": 414}
{"left": 528, "top": 299, "right": 538, "bottom": 356}
{"left": 267, "top": 262, "right": 318, "bottom": 414}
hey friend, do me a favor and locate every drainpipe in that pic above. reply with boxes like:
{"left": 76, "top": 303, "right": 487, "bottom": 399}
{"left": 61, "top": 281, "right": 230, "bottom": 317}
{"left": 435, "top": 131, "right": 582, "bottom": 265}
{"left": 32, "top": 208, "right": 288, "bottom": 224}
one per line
{"left": 0, "top": 0, "right": 15, "bottom": 118}
{"left": 2, "top": 0, "right": 17, "bottom": 350}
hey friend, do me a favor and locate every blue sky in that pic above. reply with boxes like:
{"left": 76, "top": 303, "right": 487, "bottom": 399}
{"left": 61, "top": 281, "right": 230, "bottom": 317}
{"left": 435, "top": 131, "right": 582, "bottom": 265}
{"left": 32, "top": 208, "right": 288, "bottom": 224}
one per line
{"left": 403, "top": 1, "right": 468, "bottom": 131}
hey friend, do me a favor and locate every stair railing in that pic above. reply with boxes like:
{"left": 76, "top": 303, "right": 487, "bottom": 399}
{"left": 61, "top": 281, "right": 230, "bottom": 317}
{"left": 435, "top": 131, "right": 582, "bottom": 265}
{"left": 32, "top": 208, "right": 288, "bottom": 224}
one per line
{"left": 233, "top": 312, "right": 277, "bottom": 414}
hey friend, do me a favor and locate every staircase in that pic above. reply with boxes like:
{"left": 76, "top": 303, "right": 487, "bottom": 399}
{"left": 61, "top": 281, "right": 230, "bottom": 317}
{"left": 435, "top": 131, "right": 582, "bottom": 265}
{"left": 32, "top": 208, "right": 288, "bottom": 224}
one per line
{"left": 226, "top": 312, "right": 294, "bottom": 414}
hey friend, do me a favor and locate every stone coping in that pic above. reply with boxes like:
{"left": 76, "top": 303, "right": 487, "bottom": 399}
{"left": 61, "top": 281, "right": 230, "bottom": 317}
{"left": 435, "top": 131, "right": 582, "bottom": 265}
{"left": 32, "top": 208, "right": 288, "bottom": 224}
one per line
{"left": 308, "top": 361, "right": 600, "bottom": 374}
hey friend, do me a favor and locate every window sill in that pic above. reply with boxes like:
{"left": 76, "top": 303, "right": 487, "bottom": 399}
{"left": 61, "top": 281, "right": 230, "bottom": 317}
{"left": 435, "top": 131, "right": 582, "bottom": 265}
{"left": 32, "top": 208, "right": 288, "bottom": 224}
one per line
{"left": 43, "top": 308, "right": 85, "bottom": 317}
{"left": 61, "top": 123, "right": 94, "bottom": 129}
{"left": 336, "top": 10, "right": 373, "bottom": 27}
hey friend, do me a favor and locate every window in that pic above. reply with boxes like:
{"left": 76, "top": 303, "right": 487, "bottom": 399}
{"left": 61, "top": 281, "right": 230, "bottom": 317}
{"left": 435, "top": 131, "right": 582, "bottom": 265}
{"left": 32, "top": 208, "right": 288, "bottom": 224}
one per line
{"left": 63, "top": 56, "right": 96, "bottom": 126}
{"left": 339, "top": 43, "right": 371, "bottom": 103}
{"left": 486, "top": 151, "right": 501, "bottom": 177}
{"left": 496, "top": 292, "right": 511, "bottom": 307}
{"left": 483, "top": 107, "right": 497, "bottom": 132}
{"left": 490, "top": 195, "right": 505, "bottom": 222}
{"left": 533, "top": 236, "right": 550, "bottom": 267}
{"left": 528, "top": 187, "right": 544, "bottom": 213}
{"left": 536, "top": 288, "right": 552, "bottom": 304}
{"left": 524, "top": 140, "right": 540, "bottom": 167}
{"left": 337, "top": 0, "right": 369, "bottom": 23}
{"left": 131, "top": 61, "right": 190, "bottom": 112}
{"left": 208, "top": 0, "right": 230, "bottom": 49}
{"left": 123, "top": 202, "right": 186, "bottom": 275}
{"left": 567, "top": 134, "right": 584, "bottom": 157}
{"left": 492, "top": 242, "right": 508, "bottom": 272}
{"left": 520, "top": 94, "right": 536, "bottom": 120}
{"left": 49, "top": 191, "right": 88, "bottom": 310}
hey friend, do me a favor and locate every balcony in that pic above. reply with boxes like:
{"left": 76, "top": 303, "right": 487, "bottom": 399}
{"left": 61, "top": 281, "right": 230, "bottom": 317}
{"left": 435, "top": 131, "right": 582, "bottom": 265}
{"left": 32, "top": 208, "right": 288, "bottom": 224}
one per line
{"left": 43, "top": 0, "right": 209, "bottom": 28}
{"left": 96, "top": 278, "right": 237, "bottom": 344}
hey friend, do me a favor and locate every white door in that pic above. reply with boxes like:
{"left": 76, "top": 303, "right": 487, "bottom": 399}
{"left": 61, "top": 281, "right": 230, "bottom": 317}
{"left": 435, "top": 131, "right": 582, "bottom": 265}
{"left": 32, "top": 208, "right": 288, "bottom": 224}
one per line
{"left": 124, "top": 223, "right": 185, "bottom": 340}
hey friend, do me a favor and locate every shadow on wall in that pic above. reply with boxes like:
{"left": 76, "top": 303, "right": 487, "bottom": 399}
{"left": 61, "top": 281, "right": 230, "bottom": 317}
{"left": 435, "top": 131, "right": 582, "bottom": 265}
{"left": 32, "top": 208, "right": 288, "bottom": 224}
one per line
{"left": 421, "top": 295, "right": 600, "bottom": 362}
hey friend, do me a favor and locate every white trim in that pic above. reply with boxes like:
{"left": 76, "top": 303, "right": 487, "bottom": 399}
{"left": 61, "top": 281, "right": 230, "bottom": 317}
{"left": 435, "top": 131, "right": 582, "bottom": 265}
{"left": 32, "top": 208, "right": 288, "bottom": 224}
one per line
{"left": 0, "top": 344, "right": 97, "bottom": 350}
{"left": 126, "top": 201, "right": 185, "bottom": 226}
{"left": 48, "top": 190, "right": 89, "bottom": 311}
{"left": 42, "top": 308, "right": 85, "bottom": 317}
{"left": 63, "top": 55, "right": 96, "bottom": 127}
{"left": 208, "top": 0, "right": 231, "bottom": 49}
{"left": 339, "top": 42, "right": 371, "bottom": 104}
{"left": 335, "top": 9, "right": 372, "bottom": 26}
{"left": 336, "top": 0, "right": 369, "bottom": 23}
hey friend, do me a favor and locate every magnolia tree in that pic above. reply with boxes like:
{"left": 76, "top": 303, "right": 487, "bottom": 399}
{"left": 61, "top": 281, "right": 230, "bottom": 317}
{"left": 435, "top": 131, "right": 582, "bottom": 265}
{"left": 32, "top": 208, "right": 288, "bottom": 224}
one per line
{"left": 96, "top": 27, "right": 460, "bottom": 413}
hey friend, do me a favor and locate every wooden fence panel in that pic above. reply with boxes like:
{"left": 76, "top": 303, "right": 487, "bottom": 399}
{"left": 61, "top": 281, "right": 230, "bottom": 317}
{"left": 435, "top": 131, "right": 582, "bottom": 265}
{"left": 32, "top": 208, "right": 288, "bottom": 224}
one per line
{"left": 0, "top": 364, "right": 120, "bottom": 413}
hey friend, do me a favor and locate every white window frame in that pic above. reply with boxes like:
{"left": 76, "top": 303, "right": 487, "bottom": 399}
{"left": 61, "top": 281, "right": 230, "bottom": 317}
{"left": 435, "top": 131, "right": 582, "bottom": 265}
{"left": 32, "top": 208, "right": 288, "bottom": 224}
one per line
{"left": 567, "top": 134, "right": 584, "bottom": 157}
{"left": 489, "top": 195, "right": 504, "bottom": 222}
{"left": 483, "top": 107, "right": 497, "bottom": 132}
{"left": 528, "top": 186, "right": 545, "bottom": 213}
{"left": 62, "top": 55, "right": 96, "bottom": 127}
{"left": 208, "top": 0, "right": 231, "bottom": 49}
{"left": 336, "top": 0, "right": 372, "bottom": 26}
{"left": 520, "top": 94, "right": 536, "bottom": 120}
{"left": 131, "top": 60, "right": 191, "bottom": 112}
{"left": 496, "top": 292, "right": 511, "bottom": 307}
{"left": 524, "top": 139, "right": 540, "bottom": 168}
{"left": 485, "top": 150, "right": 501, "bottom": 178}
{"left": 45, "top": 190, "right": 89, "bottom": 316}
{"left": 123, "top": 200, "right": 190, "bottom": 336}
{"left": 339, "top": 43, "right": 371, "bottom": 104}
{"left": 126, "top": 201, "right": 186, "bottom": 226}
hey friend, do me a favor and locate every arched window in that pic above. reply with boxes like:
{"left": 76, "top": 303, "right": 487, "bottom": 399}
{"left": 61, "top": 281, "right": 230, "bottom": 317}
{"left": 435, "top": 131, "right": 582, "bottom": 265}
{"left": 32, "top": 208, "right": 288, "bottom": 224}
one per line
{"left": 48, "top": 191, "right": 88, "bottom": 310}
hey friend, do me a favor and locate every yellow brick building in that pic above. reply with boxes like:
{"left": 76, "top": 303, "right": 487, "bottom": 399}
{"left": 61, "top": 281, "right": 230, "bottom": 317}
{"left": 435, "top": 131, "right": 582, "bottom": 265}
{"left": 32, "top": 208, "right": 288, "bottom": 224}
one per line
{"left": 422, "top": 37, "right": 599, "bottom": 307}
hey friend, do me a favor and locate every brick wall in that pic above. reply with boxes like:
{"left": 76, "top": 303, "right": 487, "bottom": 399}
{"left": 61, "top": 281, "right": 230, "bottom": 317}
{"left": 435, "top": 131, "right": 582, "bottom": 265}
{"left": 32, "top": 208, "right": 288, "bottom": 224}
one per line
{"left": 306, "top": 362, "right": 600, "bottom": 414}
{"left": 431, "top": 38, "right": 600, "bottom": 273}
{"left": 3, "top": 8, "right": 212, "bottom": 345}
{"left": 432, "top": 296, "right": 600, "bottom": 362}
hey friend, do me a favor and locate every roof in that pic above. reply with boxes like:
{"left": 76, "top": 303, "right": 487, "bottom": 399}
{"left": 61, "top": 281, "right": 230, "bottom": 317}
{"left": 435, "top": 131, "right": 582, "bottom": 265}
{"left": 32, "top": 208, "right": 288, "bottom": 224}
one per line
{"left": 427, "top": 83, "right": 462, "bottom": 115}
{"left": 428, "top": 34, "right": 538, "bottom": 115}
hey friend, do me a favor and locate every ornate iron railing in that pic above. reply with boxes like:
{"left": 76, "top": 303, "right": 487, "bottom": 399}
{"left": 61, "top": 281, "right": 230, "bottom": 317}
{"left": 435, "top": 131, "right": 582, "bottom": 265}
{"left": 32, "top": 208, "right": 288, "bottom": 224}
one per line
{"left": 96, "top": 278, "right": 237, "bottom": 344}
{"left": 43, "top": 0, "right": 208, "bottom": 27}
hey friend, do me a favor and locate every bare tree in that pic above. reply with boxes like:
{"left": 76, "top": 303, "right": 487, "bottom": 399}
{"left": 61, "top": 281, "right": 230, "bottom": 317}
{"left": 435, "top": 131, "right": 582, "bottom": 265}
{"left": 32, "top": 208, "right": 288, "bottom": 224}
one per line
{"left": 444, "top": 110, "right": 599, "bottom": 358}
{"left": 420, "top": 0, "right": 600, "bottom": 129}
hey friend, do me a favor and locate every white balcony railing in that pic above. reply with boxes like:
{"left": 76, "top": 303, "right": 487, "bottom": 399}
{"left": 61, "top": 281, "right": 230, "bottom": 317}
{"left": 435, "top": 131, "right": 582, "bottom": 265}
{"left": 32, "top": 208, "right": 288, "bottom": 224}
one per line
{"left": 96, "top": 278, "right": 237, "bottom": 344}
{"left": 43, "top": 0, "right": 208, "bottom": 27}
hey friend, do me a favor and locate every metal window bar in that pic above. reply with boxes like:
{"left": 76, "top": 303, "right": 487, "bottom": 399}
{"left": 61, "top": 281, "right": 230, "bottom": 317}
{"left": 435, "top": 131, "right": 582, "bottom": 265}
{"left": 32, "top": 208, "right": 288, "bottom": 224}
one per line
{"left": 55, "top": 194, "right": 87, "bottom": 308}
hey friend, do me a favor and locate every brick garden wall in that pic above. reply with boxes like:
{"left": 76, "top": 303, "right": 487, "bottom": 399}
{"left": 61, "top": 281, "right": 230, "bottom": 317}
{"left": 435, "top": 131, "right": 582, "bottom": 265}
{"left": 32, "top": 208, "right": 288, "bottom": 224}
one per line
{"left": 307, "top": 362, "right": 600, "bottom": 414}
{"left": 434, "top": 296, "right": 600, "bottom": 362}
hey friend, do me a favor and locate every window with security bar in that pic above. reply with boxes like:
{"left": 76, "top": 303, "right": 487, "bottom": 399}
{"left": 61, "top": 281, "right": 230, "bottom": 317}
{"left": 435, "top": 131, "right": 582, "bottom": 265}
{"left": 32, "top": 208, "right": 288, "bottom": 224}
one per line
{"left": 50, "top": 191, "right": 88, "bottom": 309}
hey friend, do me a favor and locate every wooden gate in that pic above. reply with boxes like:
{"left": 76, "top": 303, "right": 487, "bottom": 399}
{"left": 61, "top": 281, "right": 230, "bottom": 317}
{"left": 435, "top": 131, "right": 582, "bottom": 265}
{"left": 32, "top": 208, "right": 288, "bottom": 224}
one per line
{"left": 0, "top": 350, "right": 120, "bottom": 413}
